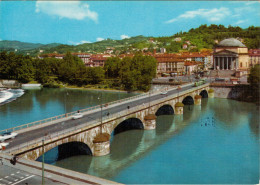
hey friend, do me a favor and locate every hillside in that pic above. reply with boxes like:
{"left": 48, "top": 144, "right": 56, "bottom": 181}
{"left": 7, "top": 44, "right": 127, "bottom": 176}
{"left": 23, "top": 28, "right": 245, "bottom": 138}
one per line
{"left": 0, "top": 40, "right": 62, "bottom": 54}
{"left": 1, "top": 25, "right": 259, "bottom": 56}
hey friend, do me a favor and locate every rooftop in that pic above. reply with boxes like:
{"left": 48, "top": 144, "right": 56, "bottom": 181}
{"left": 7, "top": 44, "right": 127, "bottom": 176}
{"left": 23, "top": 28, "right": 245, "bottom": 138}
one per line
{"left": 217, "top": 38, "right": 246, "bottom": 48}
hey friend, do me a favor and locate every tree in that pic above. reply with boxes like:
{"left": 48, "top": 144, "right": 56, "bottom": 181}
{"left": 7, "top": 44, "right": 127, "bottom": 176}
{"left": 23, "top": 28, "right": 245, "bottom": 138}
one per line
{"left": 248, "top": 64, "right": 260, "bottom": 102}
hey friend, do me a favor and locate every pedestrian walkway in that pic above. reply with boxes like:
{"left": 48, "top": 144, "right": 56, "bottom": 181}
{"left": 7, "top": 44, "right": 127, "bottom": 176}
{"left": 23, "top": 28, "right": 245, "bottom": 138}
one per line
{"left": 0, "top": 165, "right": 62, "bottom": 185}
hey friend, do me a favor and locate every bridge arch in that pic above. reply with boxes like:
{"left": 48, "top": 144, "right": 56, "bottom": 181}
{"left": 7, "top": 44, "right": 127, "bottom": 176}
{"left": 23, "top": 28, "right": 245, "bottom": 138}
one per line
{"left": 113, "top": 118, "right": 144, "bottom": 135}
{"left": 36, "top": 141, "right": 92, "bottom": 163}
{"left": 155, "top": 104, "right": 174, "bottom": 116}
{"left": 200, "top": 90, "right": 208, "bottom": 98}
{"left": 182, "top": 96, "right": 194, "bottom": 105}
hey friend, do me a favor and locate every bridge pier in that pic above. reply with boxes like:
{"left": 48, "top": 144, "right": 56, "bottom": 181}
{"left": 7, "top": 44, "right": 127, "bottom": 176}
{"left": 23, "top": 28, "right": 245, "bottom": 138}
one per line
{"left": 208, "top": 89, "right": 214, "bottom": 98}
{"left": 175, "top": 102, "right": 184, "bottom": 114}
{"left": 194, "top": 95, "right": 202, "bottom": 105}
{"left": 143, "top": 114, "right": 157, "bottom": 130}
{"left": 93, "top": 133, "right": 110, "bottom": 156}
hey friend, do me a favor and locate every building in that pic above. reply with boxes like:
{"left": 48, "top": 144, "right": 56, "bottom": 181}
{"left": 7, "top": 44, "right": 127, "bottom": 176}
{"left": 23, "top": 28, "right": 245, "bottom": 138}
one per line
{"left": 105, "top": 47, "right": 114, "bottom": 54}
{"left": 182, "top": 44, "right": 188, "bottom": 49}
{"left": 88, "top": 54, "right": 110, "bottom": 67}
{"left": 213, "top": 38, "right": 249, "bottom": 70}
{"left": 72, "top": 53, "right": 91, "bottom": 64}
{"left": 248, "top": 49, "right": 260, "bottom": 67}
{"left": 184, "top": 61, "right": 198, "bottom": 75}
{"left": 160, "top": 48, "right": 166, "bottom": 53}
{"left": 154, "top": 54, "right": 185, "bottom": 76}
{"left": 173, "top": 37, "right": 182, "bottom": 42}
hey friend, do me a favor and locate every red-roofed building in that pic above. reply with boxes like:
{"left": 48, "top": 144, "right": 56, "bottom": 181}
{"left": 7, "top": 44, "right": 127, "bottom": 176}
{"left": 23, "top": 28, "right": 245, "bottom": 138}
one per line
{"left": 72, "top": 53, "right": 91, "bottom": 64}
{"left": 184, "top": 61, "right": 199, "bottom": 75}
{"left": 154, "top": 54, "right": 185, "bottom": 76}
{"left": 88, "top": 54, "right": 111, "bottom": 67}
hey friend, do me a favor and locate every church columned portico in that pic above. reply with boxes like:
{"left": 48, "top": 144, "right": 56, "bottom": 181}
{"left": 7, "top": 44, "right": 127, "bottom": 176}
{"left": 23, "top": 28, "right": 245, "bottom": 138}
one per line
{"left": 213, "top": 56, "right": 237, "bottom": 70}
{"left": 213, "top": 38, "right": 249, "bottom": 71}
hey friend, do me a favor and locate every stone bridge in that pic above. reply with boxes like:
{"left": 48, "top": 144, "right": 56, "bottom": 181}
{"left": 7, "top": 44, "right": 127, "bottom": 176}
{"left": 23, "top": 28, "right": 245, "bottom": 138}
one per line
{"left": 6, "top": 83, "right": 212, "bottom": 161}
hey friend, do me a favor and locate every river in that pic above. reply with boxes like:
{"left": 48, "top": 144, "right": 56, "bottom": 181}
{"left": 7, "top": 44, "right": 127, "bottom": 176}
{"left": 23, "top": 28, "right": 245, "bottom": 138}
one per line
{"left": 0, "top": 88, "right": 259, "bottom": 184}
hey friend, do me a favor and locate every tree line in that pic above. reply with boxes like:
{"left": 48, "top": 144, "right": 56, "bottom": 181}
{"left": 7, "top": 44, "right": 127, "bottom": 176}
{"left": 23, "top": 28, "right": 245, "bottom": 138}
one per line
{"left": 104, "top": 54, "right": 157, "bottom": 91}
{"left": 156, "top": 24, "right": 260, "bottom": 52}
{"left": 0, "top": 51, "right": 157, "bottom": 91}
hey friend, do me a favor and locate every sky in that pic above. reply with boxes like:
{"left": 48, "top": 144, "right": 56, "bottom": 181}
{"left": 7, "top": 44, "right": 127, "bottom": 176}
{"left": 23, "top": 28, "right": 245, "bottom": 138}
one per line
{"left": 0, "top": 1, "right": 259, "bottom": 45}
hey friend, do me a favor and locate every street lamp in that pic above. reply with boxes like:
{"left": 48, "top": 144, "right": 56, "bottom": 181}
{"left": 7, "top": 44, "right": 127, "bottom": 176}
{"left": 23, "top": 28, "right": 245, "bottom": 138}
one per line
{"left": 98, "top": 92, "right": 103, "bottom": 134}
{"left": 149, "top": 90, "right": 151, "bottom": 113}
{"left": 42, "top": 139, "right": 45, "bottom": 185}
{"left": 64, "top": 90, "right": 69, "bottom": 117}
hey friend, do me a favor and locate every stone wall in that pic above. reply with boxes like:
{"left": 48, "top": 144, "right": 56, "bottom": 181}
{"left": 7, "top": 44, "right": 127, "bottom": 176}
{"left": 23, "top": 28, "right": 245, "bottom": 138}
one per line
{"left": 211, "top": 85, "right": 248, "bottom": 99}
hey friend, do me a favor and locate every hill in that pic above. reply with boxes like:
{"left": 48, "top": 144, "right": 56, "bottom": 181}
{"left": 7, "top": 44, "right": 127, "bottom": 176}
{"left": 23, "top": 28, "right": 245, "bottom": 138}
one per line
{"left": 1, "top": 25, "right": 259, "bottom": 56}
{"left": 0, "top": 40, "right": 62, "bottom": 54}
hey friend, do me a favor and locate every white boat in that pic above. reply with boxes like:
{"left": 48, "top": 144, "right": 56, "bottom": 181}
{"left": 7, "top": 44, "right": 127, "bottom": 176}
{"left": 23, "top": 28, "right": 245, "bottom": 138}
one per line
{"left": 22, "top": 84, "right": 42, "bottom": 89}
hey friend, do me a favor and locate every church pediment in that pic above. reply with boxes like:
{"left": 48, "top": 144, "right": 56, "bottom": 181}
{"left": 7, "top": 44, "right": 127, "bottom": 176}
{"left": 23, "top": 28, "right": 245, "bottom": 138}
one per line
{"left": 214, "top": 49, "right": 237, "bottom": 55}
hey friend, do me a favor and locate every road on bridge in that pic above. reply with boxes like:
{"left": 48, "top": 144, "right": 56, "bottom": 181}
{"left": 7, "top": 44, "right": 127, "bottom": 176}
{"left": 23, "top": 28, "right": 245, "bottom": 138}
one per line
{"left": 5, "top": 83, "right": 206, "bottom": 152}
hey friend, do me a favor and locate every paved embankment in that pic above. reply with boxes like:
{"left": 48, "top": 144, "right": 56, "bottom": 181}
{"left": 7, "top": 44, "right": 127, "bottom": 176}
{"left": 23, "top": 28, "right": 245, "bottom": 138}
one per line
{"left": 0, "top": 153, "right": 123, "bottom": 185}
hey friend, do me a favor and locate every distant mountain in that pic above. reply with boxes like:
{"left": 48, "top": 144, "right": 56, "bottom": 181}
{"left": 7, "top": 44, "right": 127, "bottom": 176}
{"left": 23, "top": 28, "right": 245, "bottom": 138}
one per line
{"left": 0, "top": 40, "right": 43, "bottom": 51}
{"left": 0, "top": 40, "right": 62, "bottom": 52}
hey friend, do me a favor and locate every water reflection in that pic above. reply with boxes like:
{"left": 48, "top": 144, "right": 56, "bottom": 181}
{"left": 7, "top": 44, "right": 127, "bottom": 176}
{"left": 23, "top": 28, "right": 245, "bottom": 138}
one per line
{"left": 50, "top": 98, "right": 258, "bottom": 184}
{"left": 249, "top": 110, "right": 259, "bottom": 138}
{"left": 208, "top": 98, "right": 254, "bottom": 129}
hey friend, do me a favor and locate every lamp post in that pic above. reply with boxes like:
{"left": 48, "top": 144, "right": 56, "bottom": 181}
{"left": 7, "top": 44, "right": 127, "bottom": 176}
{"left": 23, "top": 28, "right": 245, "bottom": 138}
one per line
{"left": 64, "top": 90, "right": 69, "bottom": 117}
{"left": 42, "top": 139, "right": 45, "bottom": 185}
{"left": 98, "top": 92, "right": 103, "bottom": 134}
{"left": 149, "top": 90, "right": 151, "bottom": 113}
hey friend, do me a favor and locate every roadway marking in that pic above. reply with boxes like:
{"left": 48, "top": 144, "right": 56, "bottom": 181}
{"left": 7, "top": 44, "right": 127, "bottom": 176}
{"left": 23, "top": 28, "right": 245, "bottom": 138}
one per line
{"left": 11, "top": 175, "right": 35, "bottom": 185}
{"left": 0, "top": 178, "right": 12, "bottom": 184}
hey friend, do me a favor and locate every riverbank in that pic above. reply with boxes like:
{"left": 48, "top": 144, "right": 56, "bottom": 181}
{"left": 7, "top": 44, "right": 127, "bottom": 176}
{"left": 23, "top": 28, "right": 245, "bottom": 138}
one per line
{"left": 65, "top": 85, "right": 145, "bottom": 94}
{"left": 210, "top": 84, "right": 259, "bottom": 104}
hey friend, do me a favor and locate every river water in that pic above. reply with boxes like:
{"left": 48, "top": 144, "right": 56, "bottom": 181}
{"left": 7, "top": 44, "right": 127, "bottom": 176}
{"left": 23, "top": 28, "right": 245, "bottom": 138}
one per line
{"left": 0, "top": 88, "right": 259, "bottom": 184}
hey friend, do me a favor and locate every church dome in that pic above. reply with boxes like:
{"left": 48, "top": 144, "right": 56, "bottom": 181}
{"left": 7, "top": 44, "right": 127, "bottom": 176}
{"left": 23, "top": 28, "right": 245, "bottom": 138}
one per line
{"left": 218, "top": 38, "right": 246, "bottom": 47}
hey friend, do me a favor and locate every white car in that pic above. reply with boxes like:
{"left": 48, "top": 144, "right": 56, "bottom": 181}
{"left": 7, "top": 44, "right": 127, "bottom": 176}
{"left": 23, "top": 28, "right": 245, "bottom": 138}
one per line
{"left": 160, "top": 91, "right": 168, "bottom": 95}
{"left": 72, "top": 113, "right": 83, "bottom": 120}
{"left": 0, "top": 142, "right": 9, "bottom": 150}
{"left": 0, "top": 132, "right": 18, "bottom": 142}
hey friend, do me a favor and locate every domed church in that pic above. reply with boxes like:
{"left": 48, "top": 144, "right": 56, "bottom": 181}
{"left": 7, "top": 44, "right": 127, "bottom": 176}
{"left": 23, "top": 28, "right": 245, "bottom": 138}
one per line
{"left": 213, "top": 38, "right": 249, "bottom": 70}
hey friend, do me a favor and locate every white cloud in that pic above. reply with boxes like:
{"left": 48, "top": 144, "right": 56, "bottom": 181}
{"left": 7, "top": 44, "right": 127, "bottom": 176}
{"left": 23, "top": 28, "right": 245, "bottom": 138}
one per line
{"left": 96, "top": 37, "right": 104, "bottom": 42}
{"left": 69, "top": 40, "right": 92, "bottom": 45}
{"left": 233, "top": 20, "right": 248, "bottom": 25}
{"left": 245, "top": 1, "right": 259, "bottom": 5}
{"left": 165, "top": 7, "right": 231, "bottom": 24}
{"left": 35, "top": 1, "right": 98, "bottom": 22}
{"left": 120, "top": 34, "right": 130, "bottom": 39}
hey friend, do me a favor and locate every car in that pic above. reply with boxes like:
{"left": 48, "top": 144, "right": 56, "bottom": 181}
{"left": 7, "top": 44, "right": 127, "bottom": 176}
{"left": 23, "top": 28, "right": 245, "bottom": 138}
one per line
{"left": 0, "top": 142, "right": 9, "bottom": 150}
{"left": 0, "top": 132, "right": 18, "bottom": 142}
{"left": 160, "top": 91, "right": 168, "bottom": 95}
{"left": 215, "top": 78, "right": 225, "bottom": 81}
{"left": 72, "top": 113, "right": 83, "bottom": 120}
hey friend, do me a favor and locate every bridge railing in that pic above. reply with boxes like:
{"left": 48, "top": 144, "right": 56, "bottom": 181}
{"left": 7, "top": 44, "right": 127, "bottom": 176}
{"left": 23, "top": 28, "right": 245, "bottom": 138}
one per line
{"left": 0, "top": 92, "right": 149, "bottom": 135}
